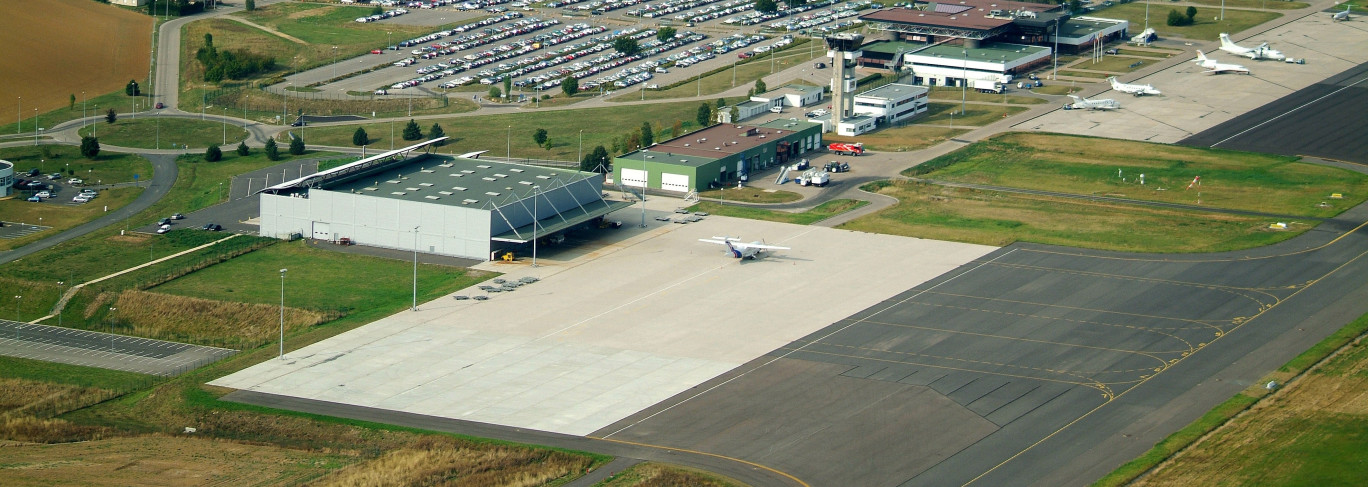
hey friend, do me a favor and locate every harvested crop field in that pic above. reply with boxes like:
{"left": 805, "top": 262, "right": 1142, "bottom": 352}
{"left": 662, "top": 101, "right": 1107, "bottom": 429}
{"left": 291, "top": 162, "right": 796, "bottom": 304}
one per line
{"left": 0, "top": 0, "right": 152, "bottom": 116}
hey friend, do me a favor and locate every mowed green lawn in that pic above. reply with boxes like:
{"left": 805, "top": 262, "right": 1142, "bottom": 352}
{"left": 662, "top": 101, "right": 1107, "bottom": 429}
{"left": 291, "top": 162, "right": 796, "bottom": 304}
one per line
{"left": 153, "top": 240, "right": 492, "bottom": 314}
{"left": 299, "top": 101, "right": 704, "bottom": 161}
{"left": 926, "top": 86, "right": 1047, "bottom": 105}
{"left": 841, "top": 181, "right": 1297, "bottom": 252}
{"left": 77, "top": 117, "right": 249, "bottom": 150}
{"left": 1091, "top": 3, "right": 1281, "bottom": 41}
{"left": 235, "top": 2, "right": 435, "bottom": 50}
{"left": 921, "top": 103, "right": 1029, "bottom": 126}
{"left": 0, "top": 187, "right": 141, "bottom": 252}
{"left": 0, "top": 145, "right": 154, "bottom": 186}
{"left": 908, "top": 133, "right": 1368, "bottom": 218}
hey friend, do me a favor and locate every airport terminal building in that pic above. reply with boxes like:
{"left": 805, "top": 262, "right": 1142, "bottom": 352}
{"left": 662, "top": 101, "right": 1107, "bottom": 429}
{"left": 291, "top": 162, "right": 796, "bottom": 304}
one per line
{"left": 259, "top": 140, "right": 629, "bottom": 260}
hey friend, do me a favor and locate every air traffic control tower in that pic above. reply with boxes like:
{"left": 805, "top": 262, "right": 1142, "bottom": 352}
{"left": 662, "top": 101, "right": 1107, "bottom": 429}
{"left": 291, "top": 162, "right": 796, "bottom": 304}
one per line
{"left": 825, "top": 33, "right": 863, "bottom": 130}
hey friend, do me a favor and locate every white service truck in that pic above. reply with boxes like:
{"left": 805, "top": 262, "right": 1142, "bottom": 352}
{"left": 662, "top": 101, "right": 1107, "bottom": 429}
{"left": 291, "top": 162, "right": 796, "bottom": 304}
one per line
{"left": 973, "top": 80, "right": 1004, "bottom": 94}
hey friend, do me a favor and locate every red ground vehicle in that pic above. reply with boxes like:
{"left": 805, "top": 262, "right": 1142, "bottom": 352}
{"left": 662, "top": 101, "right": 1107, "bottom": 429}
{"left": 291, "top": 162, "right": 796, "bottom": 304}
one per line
{"left": 828, "top": 142, "right": 864, "bottom": 156}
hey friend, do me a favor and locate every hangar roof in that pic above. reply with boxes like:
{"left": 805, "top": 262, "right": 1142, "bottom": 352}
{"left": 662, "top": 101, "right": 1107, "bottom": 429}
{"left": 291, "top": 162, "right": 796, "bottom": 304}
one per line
{"left": 616, "top": 122, "right": 799, "bottom": 166}
{"left": 322, "top": 156, "right": 594, "bottom": 209}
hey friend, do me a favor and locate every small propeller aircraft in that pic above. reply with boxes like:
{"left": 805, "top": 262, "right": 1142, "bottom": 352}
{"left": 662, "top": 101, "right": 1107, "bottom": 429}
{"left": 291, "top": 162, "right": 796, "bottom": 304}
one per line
{"left": 699, "top": 236, "right": 791, "bottom": 260}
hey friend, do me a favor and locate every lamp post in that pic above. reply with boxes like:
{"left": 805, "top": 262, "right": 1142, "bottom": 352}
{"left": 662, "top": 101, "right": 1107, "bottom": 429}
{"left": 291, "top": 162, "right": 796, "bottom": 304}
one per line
{"left": 202, "top": 84, "right": 206, "bottom": 120}
{"left": 1144, "top": 0, "right": 1150, "bottom": 32}
{"left": 82, "top": 91, "right": 87, "bottom": 131}
{"left": 390, "top": 119, "right": 395, "bottom": 150}
{"left": 278, "top": 268, "right": 287, "bottom": 360}
{"left": 13, "top": 295, "right": 20, "bottom": 321}
{"left": 532, "top": 186, "right": 540, "bottom": 268}
{"left": 578, "top": 129, "right": 584, "bottom": 162}
{"left": 33, "top": 109, "right": 39, "bottom": 146}
{"left": 506, "top": 125, "right": 511, "bottom": 161}
{"left": 412, "top": 226, "right": 420, "bottom": 311}
{"left": 222, "top": 107, "right": 228, "bottom": 145}
{"left": 1052, "top": 18, "right": 1060, "bottom": 81}
{"left": 331, "top": 46, "right": 338, "bottom": 79}
{"left": 639, "top": 156, "right": 647, "bottom": 228}
{"left": 57, "top": 281, "right": 64, "bottom": 326}
{"left": 960, "top": 49, "right": 968, "bottom": 116}
{"left": 92, "top": 105, "right": 97, "bottom": 137}
{"left": 283, "top": 83, "right": 289, "bottom": 124}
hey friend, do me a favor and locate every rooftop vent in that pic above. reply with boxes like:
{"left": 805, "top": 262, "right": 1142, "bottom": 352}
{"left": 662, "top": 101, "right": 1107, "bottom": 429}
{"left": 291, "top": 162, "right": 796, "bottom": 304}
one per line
{"left": 419, "top": 182, "right": 434, "bottom": 187}
{"left": 439, "top": 191, "right": 454, "bottom": 195}
{"left": 482, "top": 177, "right": 497, "bottom": 181}
{"left": 485, "top": 191, "right": 500, "bottom": 196}
{"left": 519, "top": 181, "right": 533, "bottom": 185}
{"left": 462, "top": 198, "right": 478, "bottom": 204}
{"left": 406, "top": 187, "right": 421, "bottom": 191}
{"left": 425, "top": 195, "right": 441, "bottom": 200}
{"left": 391, "top": 191, "right": 407, "bottom": 195}
{"left": 493, "top": 173, "right": 508, "bottom": 178}
{"left": 477, "top": 165, "right": 492, "bottom": 169}
{"left": 510, "top": 168, "right": 524, "bottom": 173}
{"left": 536, "top": 175, "right": 550, "bottom": 179}
{"left": 453, "top": 186, "right": 467, "bottom": 191}
{"left": 364, "top": 187, "right": 378, "bottom": 191}
{"left": 450, "top": 173, "right": 464, "bottom": 177}
{"left": 461, "top": 170, "right": 475, "bottom": 174}
{"left": 386, "top": 179, "right": 401, "bottom": 184}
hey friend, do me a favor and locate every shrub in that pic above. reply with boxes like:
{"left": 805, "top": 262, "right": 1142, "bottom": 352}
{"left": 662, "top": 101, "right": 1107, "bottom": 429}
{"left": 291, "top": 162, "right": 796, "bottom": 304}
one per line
{"left": 288, "top": 136, "right": 305, "bottom": 155}
{"left": 204, "top": 144, "right": 222, "bottom": 162}
{"left": 236, "top": 141, "right": 250, "bottom": 156}
{"left": 264, "top": 138, "right": 279, "bottom": 161}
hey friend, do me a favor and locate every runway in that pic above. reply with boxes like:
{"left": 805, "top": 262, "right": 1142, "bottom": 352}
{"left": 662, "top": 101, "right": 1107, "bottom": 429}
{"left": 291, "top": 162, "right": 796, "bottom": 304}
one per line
{"left": 0, "top": 320, "right": 237, "bottom": 376}
{"left": 1182, "top": 61, "right": 1368, "bottom": 164}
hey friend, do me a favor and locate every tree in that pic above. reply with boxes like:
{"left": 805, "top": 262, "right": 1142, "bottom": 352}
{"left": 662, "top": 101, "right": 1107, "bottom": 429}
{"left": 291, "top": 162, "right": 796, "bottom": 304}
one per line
{"left": 69, "top": 94, "right": 75, "bottom": 109}
{"left": 656, "top": 27, "right": 677, "bottom": 43}
{"left": 672, "top": 120, "right": 683, "bottom": 138}
{"left": 204, "top": 32, "right": 213, "bottom": 50}
{"left": 1166, "top": 9, "right": 1190, "bottom": 26}
{"left": 561, "top": 76, "right": 579, "bottom": 96}
{"left": 402, "top": 119, "right": 423, "bottom": 141}
{"left": 542, "top": 136, "right": 553, "bottom": 150}
{"left": 756, "top": 0, "right": 777, "bottom": 14}
{"left": 237, "top": 140, "right": 250, "bottom": 156}
{"left": 264, "top": 138, "right": 280, "bottom": 161}
{"left": 613, "top": 36, "right": 640, "bottom": 56}
{"left": 289, "top": 135, "right": 305, "bottom": 155}
{"left": 125, "top": 80, "right": 140, "bottom": 96}
{"left": 372, "top": 5, "right": 383, "bottom": 15}
{"left": 625, "top": 131, "right": 641, "bottom": 152}
{"left": 503, "top": 77, "right": 513, "bottom": 101}
{"left": 1185, "top": 6, "right": 1198, "bottom": 21}
{"left": 640, "top": 122, "right": 654, "bottom": 147}
{"left": 204, "top": 144, "right": 222, "bottom": 162}
{"left": 697, "top": 103, "right": 711, "bottom": 128}
{"left": 429, "top": 123, "right": 445, "bottom": 144}
{"left": 353, "top": 127, "right": 369, "bottom": 146}
{"left": 581, "top": 145, "right": 610, "bottom": 173}
{"left": 716, "top": 98, "right": 726, "bottom": 109}
{"left": 488, "top": 86, "right": 502, "bottom": 100}
{"left": 245, "top": 0, "right": 255, "bottom": 11}
{"left": 754, "top": 78, "right": 767, "bottom": 95}
{"left": 532, "top": 128, "right": 548, "bottom": 148}
{"left": 79, "top": 136, "right": 100, "bottom": 159}
{"left": 1067, "top": 0, "right": 1082, "bottom": 13}
{"left": 729, "top": 106, "right": 740, "bottom": 122}
{"left": 106, "top": 108, "right": 117, "bottom": 124}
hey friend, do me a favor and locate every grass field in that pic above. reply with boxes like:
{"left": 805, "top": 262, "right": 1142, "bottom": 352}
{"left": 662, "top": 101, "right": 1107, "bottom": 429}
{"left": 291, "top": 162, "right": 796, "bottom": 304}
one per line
{"left": 826, "top": 123, "right": 970, "bottom": 152}
{"left": 298, "top": 101, "right": 704, "bottom": 161}
{"left": 686, "top": 199, "right": 869, "bottom": 225}
{"left": 610, "top": 40, "right": 829, "bottom": 102}
{"left": 1070, "top": 55, "right": 1157, "bottom": 73}
{"left": 0, "top": 142, "right": 155, "bottom": 185}
{"left": 1033, "top": 84, "right": 1090, "bottom": 95}
{"left": 0, "top": 1, "right": 152, "bottom": 118}
{"left": 1056, "top": 70, "right": 1115, "bottom": 79}
{"left": 77, "top": 117, "right": 249, "bottom": 150}
{"left": 1091, "top": 3, "right": 1282, "bottom": 41}
{"left": 907, "top": 133, "right": 1368, "bottom": 218}
{"left": 595, "top": 462, "right": 746, "bottom": 487}
{"left": 1184, "top": 0, "right": 1308, "bottom": 9}
{"left": 697, "top": 187, "right": 802, "bottom": 204}
{"left": 840, "top": 180, "right": 1299, "bottom": 252}
{"left": 0, "top": 89, "right": 152, "bottom": 136}
{"left": 0, "top": 187, "right": 141, "bottom": 251}
{"left": 1098, "top": 311, "right": 1368, "bottom": 487}
{"left": 921, "top": 103, "right": 1030, "bottom": 127}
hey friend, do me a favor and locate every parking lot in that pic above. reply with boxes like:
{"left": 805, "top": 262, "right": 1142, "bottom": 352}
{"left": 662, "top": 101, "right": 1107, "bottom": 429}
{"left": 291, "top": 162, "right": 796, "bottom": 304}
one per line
{"left": 0, "top": 320, "right": 238, "bottom": 376}
{"left": 283, "top": 0, "right": 868, "bottom": 98}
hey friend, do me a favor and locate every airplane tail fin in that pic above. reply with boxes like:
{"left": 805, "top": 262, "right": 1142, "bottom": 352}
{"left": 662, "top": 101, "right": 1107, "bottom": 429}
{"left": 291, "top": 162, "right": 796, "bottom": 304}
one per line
{"left": 1195, "top": 50, "right": 1209, "bottom": 63}
{"left": 725, "top": 240, "right": 741, "bottom": 258}
{"left": 1219, "top": 33, "right": 1235, "bottom": 49}
{"left": 1107, "top": 76, "right": 1119, "bottom": 88}
{"left": 1067, "top": 94, "right": 1083, "bottom": 103}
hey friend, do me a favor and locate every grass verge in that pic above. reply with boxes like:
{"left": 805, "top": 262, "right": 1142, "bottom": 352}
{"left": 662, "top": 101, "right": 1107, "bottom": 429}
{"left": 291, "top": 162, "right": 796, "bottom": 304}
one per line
{"left": 77, "top": 117, "right": 249, "bottom": 150}
{"left": 926, "top": 86, "right": 1047, "bottom": 104}
{"left": 920, "top": 103, "right": 1029, "bottom": 126}
{"left": 697, "top": 187, "right": 802, "bottom": 204}
{"left": 0, "top": 145, "right": 154, "bottom": 186}
{"left": 840, "top": 180, "right": 1300, "bottom": 252}
{"left": 686, "top": 198, "right": 869, "bottom": 225}
{"left": 904, "top": 132, "right": 1368, "bottom": 218}
{"left": 0, "top": 187, "right": 141, "bottom": 252}
{"left": 595, "top": 462, "right": 746, "bottom": 487}
{"left": 1092, "top": 3, "right": 1281, "bottom": 41}
{"left": 1095, "top": 311, "right": 1368, "bottom": 486}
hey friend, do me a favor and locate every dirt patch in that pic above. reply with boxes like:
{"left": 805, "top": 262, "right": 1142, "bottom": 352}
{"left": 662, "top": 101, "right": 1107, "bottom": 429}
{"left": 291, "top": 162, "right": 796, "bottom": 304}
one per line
{"left": 107, "top": 234, "right": 151, "bottom": 244}
{"left": 0, "top": 0, "right": 152, "bottom": 115}
{"left": 0, "top": 435, "right": 347, "bottom": 486}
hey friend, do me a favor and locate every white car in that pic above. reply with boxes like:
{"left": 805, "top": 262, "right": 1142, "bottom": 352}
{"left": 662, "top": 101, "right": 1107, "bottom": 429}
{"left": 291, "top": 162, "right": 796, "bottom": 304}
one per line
{"left": 769, "top": 106, "right": 783, "bottom": 113}
{"left": 68, "top": 178, "right": 83, "bottom": 185}
{"left": 35, "top": 191, "right": 50, "bottom": 198}
{"left": 73, "top": 195, "right": 90, "bottom": 203}
{"left": 157, "top": 224, "right": 171, "bottom": 234}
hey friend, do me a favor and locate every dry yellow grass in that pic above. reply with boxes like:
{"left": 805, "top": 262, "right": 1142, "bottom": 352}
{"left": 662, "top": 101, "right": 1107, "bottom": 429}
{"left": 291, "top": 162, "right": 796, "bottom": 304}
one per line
{"left": 0, "top": 416, "right": 113, "bottom": 444}
{"left": 598, "top": 462, "right": 746, "bottom": 487}
{"left": 311, "top": 437, "right": 594, "bottom": 487}
{"left": 0, "top": 0, "right": 152, "bottom": 115}
{"left": 102, "top": 290, "right": 337, "bottom": 348}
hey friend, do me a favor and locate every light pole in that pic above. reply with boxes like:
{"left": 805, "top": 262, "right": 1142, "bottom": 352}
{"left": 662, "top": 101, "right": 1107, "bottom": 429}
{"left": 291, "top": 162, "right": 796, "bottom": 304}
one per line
{"left": 411, "top": 226, "right": 420, "bottom": 311}
{"left": 202, "top": 84, "right": 206, "bottom": 120}
{"left": 578, "top": 129, "right": 584, "bottom": 162}
{"left": 13, "top": 295, "right": 21, "bottom": 321}
{"left": 390, "top": 119, "right": 395, "bottom": 150}
{"left": 331, "top": 46, "right": 338, "bottom": 79}
{"left": 1144, "top": 0, "right": 1150, "bottom": 32}
{"left": 222, "top": 107, "right": 228, "bottom": 145}
{"left": 639, "top": 157, "right": 647, "bottom": 228}
{"left": 960, "top": 49, "right": 968, "bottom": 116}
{"left": 532, "top": 186, "right": 540, "bottom": 268}
{"left": 283, "top": 83, "right": 289, "bottom": 124}
{"left": 92, "top": 105, "right": 97, "bottom": 137}
{"left": 506, "top": 125, "right": 511, "bottom": 161}
{"left": 82, "top": 91, "right": 87, "bottom": 131}
{"left": 278, "top": 268, "right": 287, "bottom": 360}
{"left": 57, "top": 281, "right": 64, "bottom": 326}
{"left": 1052, "top": 18, "right": 1060, "bottom": 81}
{"left": 33, "top": 108, "right": 38, "bottom": 146}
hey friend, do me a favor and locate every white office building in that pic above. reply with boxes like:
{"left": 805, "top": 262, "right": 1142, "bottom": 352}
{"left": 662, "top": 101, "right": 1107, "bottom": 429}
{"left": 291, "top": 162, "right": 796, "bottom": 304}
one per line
{"left": 853, "top": 83, "right": 929, "bottom": 125}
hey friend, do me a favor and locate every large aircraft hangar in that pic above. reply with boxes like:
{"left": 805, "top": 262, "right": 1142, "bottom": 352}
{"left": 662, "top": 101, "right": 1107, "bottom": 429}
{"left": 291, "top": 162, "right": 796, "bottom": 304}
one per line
{"left": 258, "top": 139, "right": 630, "bottom": 260}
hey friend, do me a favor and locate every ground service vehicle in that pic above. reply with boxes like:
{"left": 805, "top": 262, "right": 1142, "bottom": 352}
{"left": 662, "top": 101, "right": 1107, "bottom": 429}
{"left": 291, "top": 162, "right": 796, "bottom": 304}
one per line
{"left": 972, "top": 79, "right": 1003, "bottom": 93}
{"left": 828, "top": 142, "right": 864, "bottom": 156}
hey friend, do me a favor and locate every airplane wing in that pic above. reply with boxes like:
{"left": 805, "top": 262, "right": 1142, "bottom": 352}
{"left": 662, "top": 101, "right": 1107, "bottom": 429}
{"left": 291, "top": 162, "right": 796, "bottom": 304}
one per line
{"left": 740, "top": 242, "right": 791, "bottom": 251}
{"left": 698, "top": 238, "right": 789, "bottom": 251}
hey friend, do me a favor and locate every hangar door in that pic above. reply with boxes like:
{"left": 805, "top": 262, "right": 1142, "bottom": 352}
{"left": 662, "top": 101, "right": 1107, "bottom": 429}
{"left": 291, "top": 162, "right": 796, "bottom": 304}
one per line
{"left": 312, "top": 222, "right": 331, "bottom": 240}
{"left": 661, "top": 173, "right": 690, "bottom": 192}
{"left": 621, "top": 168, "right": 647, "bottom": 188}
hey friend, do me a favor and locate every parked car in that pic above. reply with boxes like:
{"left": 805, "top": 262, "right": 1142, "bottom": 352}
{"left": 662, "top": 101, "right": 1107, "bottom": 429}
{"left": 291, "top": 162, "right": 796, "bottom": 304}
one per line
{"left": 157, "top": 224, "right": 171, "bottom": 234}
{"left": 47, "top": 173, "right": 61, "bottom": 180}
{"left": 171, "top": 213, "right": 185, "bottom": 220}
{"left": 371, "top": 49, "right": 384, "bottom": 54}
{"left": 155, "top": 102, "right": 165, "bottom": 109}
{"left": 35, "top": 191, "right": 50, "bottom": 198}
{"left": 72, "top": 195, "right": 90, "bottom": 203}
{"left": 27, "top": 195, "right": 41, "bottom": 202}
{"left": 67, "top": 178, "right": 83, "bottom": 185}
{"left": 201, "top": 223, "right": 222, "bottom": 231}
{"left": 291, "top": 119, "right": 308, "bottom": 127}
{"left": 157, "top": 217, "right": 172, "bottom": 226}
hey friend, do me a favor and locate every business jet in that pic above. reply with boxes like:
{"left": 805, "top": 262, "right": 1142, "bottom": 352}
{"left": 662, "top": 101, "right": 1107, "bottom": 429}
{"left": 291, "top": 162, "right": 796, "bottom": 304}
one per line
{"left": 1108, "top": 76, "right": 1162, "bottom": 96}
{"left": 1064, "top": 94, "right": 1121, "bottom": 111}
{"left": 699, "top": 236, "right": 790, "bottom": 260}
{"left": 1333, "top": 4, "right": 1353, "bottom": 21}
{"left": 1218, "top": 33, "right": 1286, "bottom": 61}
{"left": 1194, "top": 51, "right": 1251, "bottom": 75}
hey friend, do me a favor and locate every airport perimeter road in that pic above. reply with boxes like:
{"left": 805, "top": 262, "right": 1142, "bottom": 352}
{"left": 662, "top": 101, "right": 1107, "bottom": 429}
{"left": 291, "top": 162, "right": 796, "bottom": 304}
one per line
{"left": 0, "top": 320, "right": 236, "bottom": 376}
{"left": 0, "top": 153, "right": 177, "bottom": 266}
{"left": 1182, "top": 60, "right": 1368, "bottom": 164}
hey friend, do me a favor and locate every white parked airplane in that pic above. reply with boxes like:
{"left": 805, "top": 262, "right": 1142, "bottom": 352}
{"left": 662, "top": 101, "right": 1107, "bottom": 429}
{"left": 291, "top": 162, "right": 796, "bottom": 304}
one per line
{"left": 1108, "top": 76, "right": 1162, "bottom": 96}
{"left": 1064, "top": 94, "right": 1121, "bottom": 110}
{"left": 1333, "top": 4, "right": 1353, "bottom": 21}
{"left": 1218, "top": 33, "right": 1286, "bottom": 61}
{"left": 1194, "top": 51, "right": 1251, "bottom": 75}
{"left": 699, "top": 236, "right": 790, "bottom": 260}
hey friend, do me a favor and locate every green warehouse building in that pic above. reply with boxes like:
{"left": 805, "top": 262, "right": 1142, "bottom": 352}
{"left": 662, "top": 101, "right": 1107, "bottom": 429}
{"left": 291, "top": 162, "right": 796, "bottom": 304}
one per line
{"left": 612, "top": 120, "right": 824, "bottom": 193}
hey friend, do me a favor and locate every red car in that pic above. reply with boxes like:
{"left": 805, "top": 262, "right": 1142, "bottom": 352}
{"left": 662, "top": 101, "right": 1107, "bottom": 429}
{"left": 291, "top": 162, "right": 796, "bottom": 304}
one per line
{"left": 738, "top": 52, "right": 753, "bottom": 59}
{"left": 155, "top": 102, "right": 164, "bottom": 109}
{"left": 371, "top": 49, "right": 383, "bottom": 54}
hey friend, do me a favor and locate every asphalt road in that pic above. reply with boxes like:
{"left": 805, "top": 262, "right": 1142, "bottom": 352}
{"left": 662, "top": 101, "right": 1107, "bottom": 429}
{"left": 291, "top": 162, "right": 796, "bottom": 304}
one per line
{"left": 0, "top": 154, "right": 178, "bottom": 266}
{"left": 0, "top": 320, "right": 237, "bottom": 376}
{"left": 1181, "top": 60, "right": 1368, "bottom": 164}
{"left": 593, "top": 200, "right": 1368, "bottom": 486}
